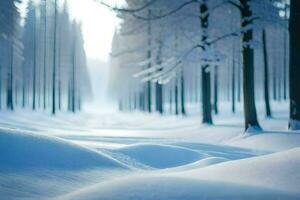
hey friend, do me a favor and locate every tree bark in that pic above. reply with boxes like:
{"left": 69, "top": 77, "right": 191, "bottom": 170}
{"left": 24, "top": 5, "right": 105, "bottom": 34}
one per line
{"left": 52, "top": 0, "right": 57, "bottom": 115}
{"left": 289, "top": 0, "right": 300, "bottom": 130}
{"left": 262, "top": 29, "right": 272, "bottom": 117}
{"left": 180, "top": 69, "right": 186, "bottom": 115}
{"left": 200, "top": 0, "right": 212, "bottom": 124}
{"left": 214, "top": 65, "right": 218, "bottom": 114}
{"left": 146, "top": 9, "right": 152, "bottom": 113}
{"left": 7, "top": 40, "right": 14, "bottom": 110}
{"left": 240, "top": 0, "right": 261, "bottom": 131}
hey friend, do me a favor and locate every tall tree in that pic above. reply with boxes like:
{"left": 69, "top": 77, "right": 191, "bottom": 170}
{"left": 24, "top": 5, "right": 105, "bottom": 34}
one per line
{"left": 52, "top": 0, "right": 57, "bottom": 115}
{"left": 289, "top": 0, "right": 300, "bottom": 130}
{"left": 262, "top": 28, "right": 272, "bottom": 117}
{"left": 239, "top": 0, "right": 261, "bottom": 131}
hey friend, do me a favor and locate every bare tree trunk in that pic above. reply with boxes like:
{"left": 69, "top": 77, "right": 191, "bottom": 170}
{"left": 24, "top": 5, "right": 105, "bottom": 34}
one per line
{"left": 7, "top": 40, "right": 14, "bottom": 110}
{"left": 200, "top": 0, "right": 212, "bottom": 124}
{"left": 52, "top": 0, "right": 57, "bottom": 115}
{"left": 180, "top": 69, "right": 186, "bottom": 115}
{"left": 43, "top": 0, "right": 47, "bottom": 109}
{"left": 32, "top": 11, "right": 37, "bottom": 110}
{"left": 175, "top": 78, "right": 179, "bottom": 115}
{"left": 146, "top": 9, "right": 152, "bottom": 113}
{"left": 283, "top": 4, "right": 288, "bottom": 101}
{"left": 263, "top": 29, "right": 272, "bottom": 117}
{"left": 71, "top": 31, "right": 76, "bottom": 113}
{"left": 232, "top": 42, "right": 236, "bottom": 113}
{"left": 214, "top": 65, "right": 218, "bottom": 114}
{"left": 155, "top": 40, "right": 163, "bottom": 114}
{"left": 289, "top": 0, "right": 300, "bottom": 130}
{"left": 240, "top": 0, "right": 261, "bottom": 131}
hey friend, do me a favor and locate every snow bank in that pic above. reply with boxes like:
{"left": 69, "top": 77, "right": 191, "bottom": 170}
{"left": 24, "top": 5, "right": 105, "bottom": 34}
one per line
{"left": 182, "top": 147, "right": 300, "bottom": 194}
{"left": 0, "top": 129, "right": 127, "bottom": 171}
{"left": 61, "top": 148, "right": 300, "bottom": 200}
{"left": 111, "top": 144, "right": 205, "bottom": 169}
{"left": 228, "top": 132, "right": 300, "bottom": 151}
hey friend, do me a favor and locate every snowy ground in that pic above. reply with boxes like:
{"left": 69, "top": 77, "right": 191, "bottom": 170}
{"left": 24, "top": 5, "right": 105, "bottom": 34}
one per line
{"left": 0, "top": 102, "right": 300, "bottom": 199}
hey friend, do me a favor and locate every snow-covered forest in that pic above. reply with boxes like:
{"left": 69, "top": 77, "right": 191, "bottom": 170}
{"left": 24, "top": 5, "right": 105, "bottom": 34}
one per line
{"left": 0, "top": 0, "right": 91, "bottom": 114}
{"left": 1, "top": 0, "right": 300, "bottom": 199}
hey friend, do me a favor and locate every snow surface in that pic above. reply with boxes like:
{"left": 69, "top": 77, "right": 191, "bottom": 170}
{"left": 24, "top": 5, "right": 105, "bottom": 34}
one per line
{"left": 0, "top": 102, "right": 300, "bottom": 199}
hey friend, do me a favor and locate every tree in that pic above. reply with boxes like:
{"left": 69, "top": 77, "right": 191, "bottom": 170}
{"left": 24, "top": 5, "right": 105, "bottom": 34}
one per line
{"left": 52, "top": 0, "right": 58, "bottom": 115}
{"left": 238, "top": 0, "right": 261, "bottom": 131}
{"left": 262, "top": 28, "right": 272, "bottom": 117}
{"left": 289, "top": 0, "right": 300, "bottom": 130}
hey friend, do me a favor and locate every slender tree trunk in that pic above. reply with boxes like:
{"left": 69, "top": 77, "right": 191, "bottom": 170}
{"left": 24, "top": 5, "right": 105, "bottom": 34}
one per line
{"left": 202, "top": 66, "right": 212, "bottom": 123}
{"left": 52, "top": 0, "right": 57, "bottom": 115}
{"left": 240, "top": 0, "right": 261, "bottom": 131}
{"left": 289, "top": 0, "right": 300, "bottom": 130}
{"left": 180, "top": 69, "right": 186, "bottom": 115}
{"left": 237, "top": 48, "right": 242, "bottom": 103}
{"left": 43, "top": 0, "right": 47, "bottom": 109}
{"left": 7, "top": 40, "right": 14, "bottom": 110}
{"left": 262, "top": 29, "right": 272, "bottom": 117}
{"left": 200, "top": 0, "right": 212, "bottom": 124}
{"left": 32, "top": 12, "right": 37, "bottom": 110}
{"left": 169, "top": 83, "right": 172, "bottom": 114}
{"left": 232, "top": 43, "right": 236, "bottom": 113}
{"left": 71, "top": 32, "right": 77, "bottom": 113}
{"left": 155, "top": 40, "right": 163, "bottom": 114}
{"left": 214, "top": 65, "right": 218, "bottom": 114}
{"left": 175, "top": 78, "right": 179, "bottom": 115}
{"left": 273, "top": 38, "right": 277, "bottom": 101}
{"left": 146, "top": 9, "right": 152, "bottom": 113}
{"left": 283, "top": 4, "right": 288, "bottom": 101}
{"left": 58, "top": 33, "right": 62, "bottom": 111}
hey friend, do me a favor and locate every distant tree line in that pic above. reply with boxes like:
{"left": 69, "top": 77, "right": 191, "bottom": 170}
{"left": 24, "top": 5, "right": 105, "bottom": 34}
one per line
{"left": 107, "top": 0, "right": 300, "bottom": 131}
{"left": 0, "top": 0, "right": 91, "bottom": 114}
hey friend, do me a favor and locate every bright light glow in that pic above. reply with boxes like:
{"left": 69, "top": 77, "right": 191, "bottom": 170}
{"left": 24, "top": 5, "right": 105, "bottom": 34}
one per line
{"left": 67, "top": 0, "right": 121, "bottom": 61}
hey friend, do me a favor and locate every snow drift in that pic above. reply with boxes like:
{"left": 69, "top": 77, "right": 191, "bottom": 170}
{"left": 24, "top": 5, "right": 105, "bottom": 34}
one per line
{"left": 61, "top": 148, "right": 300, "bottom": 200}
{"left": 112, "top": 144, "right": 204, "bottom": 169}
{"left": 0, "top": 129, "right": 127, "bottom": 171}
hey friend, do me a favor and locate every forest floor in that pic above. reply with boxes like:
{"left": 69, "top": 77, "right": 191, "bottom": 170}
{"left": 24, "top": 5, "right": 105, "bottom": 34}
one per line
{"left": 0, "top": 102, "right": 300, "bottom": 199}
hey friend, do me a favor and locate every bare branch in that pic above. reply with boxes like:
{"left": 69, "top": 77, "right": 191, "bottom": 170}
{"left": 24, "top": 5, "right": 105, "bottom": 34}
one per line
{"left": 97, "top": 0, "right": 159, "bottom": 13}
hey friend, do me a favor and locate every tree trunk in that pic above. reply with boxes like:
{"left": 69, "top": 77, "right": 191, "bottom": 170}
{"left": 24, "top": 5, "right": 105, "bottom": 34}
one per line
{"left": 52, "top": 0, "right": 57, "bottom": 115}
{"left": 7, "top": 40, "right": 14, "bottom": 110}
{"left": 289, "top": 0, "right": 300, "bottom": 130}
{"left": 155, "top": 40, "right": 163, "bottom": 114}
{"left": 32, "top": 11, "right": 37, "bottom": 110}
{"left": 202, "top": 66, "right": 212, "bottom": 124}
{"left": 240, "top": 0, "right": 261, "bottom": 131}
{"left": 146, "top": 9, "right": 152, "bottom": 113}
{"left": 71, "top": 31, "right": 76, "bottom": 113}
{"left": 175, "top": 78, "right": 179, "bottom": 115}
{"left": 214, "top": 65, "right": 218, "bottom": 114}
{"left": 43, "top": 0, "right": 47, "bottom": 109}
{"left": 262, "top": 29, "right": 272, "bottom": 117}
{"left": 232, "top": 43, "right": 236, "bottom": 113}
{"left": 283, "top": 4, "right": 288, "bottom": 101}
{"left": 180, "top": 69, "right": 186, "bottom": 115}
{"left": 200, "top": 0, "right": 212, "bottom": 124}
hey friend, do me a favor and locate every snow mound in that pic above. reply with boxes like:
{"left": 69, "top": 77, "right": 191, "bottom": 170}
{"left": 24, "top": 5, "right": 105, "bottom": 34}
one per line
{"left": 61, "top": 148, "right": 300, "bottom": 200}
{"left": 112, "top": 144, "right": 204, "bottom": 169}
{"left": 182, "top": 147, "right": 300, "bottom": 194}
{"left": 165, "top": 157, "right": 230, "bottom": 172}
{"left": 228, "top": 132, "right": 300, "bottom": 151}
{"left": 60, "top": 176, "right": 298, "bottom": 200}
{"left": 0, "top": 129, "right": 127, "bottom": 171}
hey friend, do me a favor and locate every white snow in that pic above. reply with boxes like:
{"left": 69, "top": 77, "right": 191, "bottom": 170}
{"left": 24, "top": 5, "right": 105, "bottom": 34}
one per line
{"left": 0, "top": 103, "right": 300, "bottom": 199}
{"left": 60, "top": 148, "right": 300, "bottom": 200}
